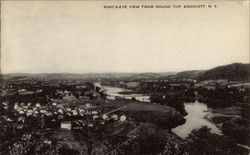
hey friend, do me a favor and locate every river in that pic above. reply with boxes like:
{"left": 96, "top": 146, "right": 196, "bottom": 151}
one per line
{"left": 95, "top": 83, "right": 150, "bottom": 102}
{"left": 172, "top": 101, "right": 222, "bottom": 138}
{"left": 95, "top": 83, "right": 222, "bottom": 138}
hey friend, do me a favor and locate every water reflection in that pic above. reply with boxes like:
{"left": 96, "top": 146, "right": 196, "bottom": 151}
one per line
{"left": 95, "top": 83, "right": 222, "bottom": 138}
{"left": 95, "top": 83, "right": 150, "bottom": 102}
{"left": 172, "top": 102, "right": 222, "bottom": 138}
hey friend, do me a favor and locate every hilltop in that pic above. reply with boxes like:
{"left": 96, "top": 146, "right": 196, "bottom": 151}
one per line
{"left": 198, "top": 63, "right": 250, "bottom": 81}
{"left": 1, "top": 63, "right": 249, "bottom": 81}
{"left": 1, "top": 72, "right": 176, "bottom": 81}
{"left": 174, "top": 63, "right": 250, "bottom": 81}
{"left": 129, "top": 73, "right": 161, "bottom": 81}
{"left": 176, "top": 70, "right": 205, "bottom": 79}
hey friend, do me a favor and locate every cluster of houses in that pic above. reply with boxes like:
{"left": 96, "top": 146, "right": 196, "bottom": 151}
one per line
{"left": 1, "top": 101, "right": 127, "bottom": 132}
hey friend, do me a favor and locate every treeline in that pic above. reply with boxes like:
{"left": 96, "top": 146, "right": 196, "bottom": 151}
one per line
{"left": 198, "top": 63, "right": 250, "bottom": 81}
{"left": 196, "top": 85, "right": 250, "bottom": 108}
{"left": 1, "top": 80, "right": 106, "bottom": 106}
{"left": 137, "top": 81, "right": 250, "bottom": 116}
{"left": 175, "top": 63, "right": 250, "bottom": 81}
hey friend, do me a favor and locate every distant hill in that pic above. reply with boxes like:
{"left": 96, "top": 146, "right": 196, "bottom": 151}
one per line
{"left": 37, "top": 73, "right": 137, "bottom": 80}
{"left": 129, "top": 73, "right": 161, "bottom": 81}
{"left": 0, "top": 73, "right": 137, "bottom": 81}
{"left": 174, "top": 63, "right": 250, "bottom": 81}
{"left": 198, "top": 63, "right": 250, "bottom": 81}
{"left": 2, "top": 63, "right": 249, "bottom": 81}
{"left": 0, "top": 72, "right": 175, "bottom": 81}
{"left": 176, "top": 70, "right": 205, "bottom": 79}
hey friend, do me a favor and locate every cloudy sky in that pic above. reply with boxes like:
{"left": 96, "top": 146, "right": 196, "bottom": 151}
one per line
{"left": 1, "top": 1, "right": 249, "bottom": 73}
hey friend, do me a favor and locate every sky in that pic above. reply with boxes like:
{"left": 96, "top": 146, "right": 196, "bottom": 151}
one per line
{"left": 1, "top": 1, "right": 249, "bottom": 74}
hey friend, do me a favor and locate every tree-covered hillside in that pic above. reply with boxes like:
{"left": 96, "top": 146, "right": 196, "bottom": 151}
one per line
{"left": 198, "top": 63, "right": 250, "bottom": 81}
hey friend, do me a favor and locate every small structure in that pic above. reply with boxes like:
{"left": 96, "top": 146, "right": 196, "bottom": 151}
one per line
{"left": 61, "top": 121, "right": 72, "bottom": 130}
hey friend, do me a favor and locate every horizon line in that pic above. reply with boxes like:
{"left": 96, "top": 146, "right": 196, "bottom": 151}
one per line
{"left": 1, "top": 62, "right": 248, "bottom": 75}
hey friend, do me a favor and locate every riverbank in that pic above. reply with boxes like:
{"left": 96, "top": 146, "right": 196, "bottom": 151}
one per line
{"left": 172, "top": 102, "right": 222, "bottom": 138}
{"left": 84, "top": 99, "right": 186, "bottom": 130}
{"left": 96, "top": 83, "right": 223, "bottom": 138}
{"left": 96, "top": 83, "right": 250, "bottom": 151}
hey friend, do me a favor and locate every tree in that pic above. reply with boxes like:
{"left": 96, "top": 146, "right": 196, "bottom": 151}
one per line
{"left": 186, "top": 126, "right": 248, "bottom": 155}
{"left": 72, "top": 104, "right": 126, "bottom": 155}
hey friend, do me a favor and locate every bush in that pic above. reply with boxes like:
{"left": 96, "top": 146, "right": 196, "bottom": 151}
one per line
{"left": 186, "top": 126, "right": 248, "bottom": 155}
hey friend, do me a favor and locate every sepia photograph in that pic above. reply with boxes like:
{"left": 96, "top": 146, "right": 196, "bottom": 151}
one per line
{"left": 0, "top": 1, "right": 249, "bottom": 155}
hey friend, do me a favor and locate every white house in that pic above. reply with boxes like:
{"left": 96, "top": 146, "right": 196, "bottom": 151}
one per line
{"left": 61, "top": 121, "right": 72, "bottom": 130}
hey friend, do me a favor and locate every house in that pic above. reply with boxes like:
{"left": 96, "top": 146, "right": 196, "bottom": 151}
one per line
{"left": 61, "top": 121, "right": 72, "bottom": 130}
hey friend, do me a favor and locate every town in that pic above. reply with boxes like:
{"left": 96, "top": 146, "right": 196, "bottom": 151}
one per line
{"left": 1, "top": 63, "right": 249, "bottom": 155}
